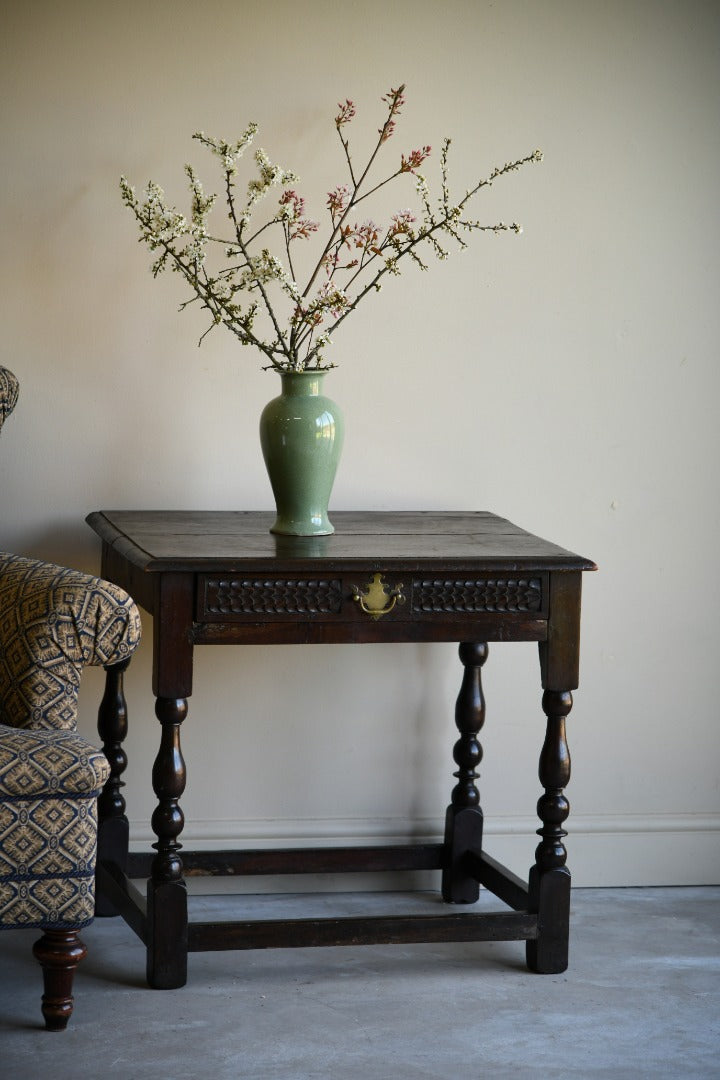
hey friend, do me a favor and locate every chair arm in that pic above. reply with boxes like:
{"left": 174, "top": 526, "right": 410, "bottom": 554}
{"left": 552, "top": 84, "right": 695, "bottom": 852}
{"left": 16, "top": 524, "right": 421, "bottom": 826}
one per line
{"left": 0, "top": 553, "right": 141, "bottom": 731}
{"left": 0, "top": 724, "right": 111, "bottom": 796}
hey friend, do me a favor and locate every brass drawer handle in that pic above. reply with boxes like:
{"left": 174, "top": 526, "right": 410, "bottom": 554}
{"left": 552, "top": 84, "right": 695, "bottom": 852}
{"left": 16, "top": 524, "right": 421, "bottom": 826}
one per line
{"left": 350, "top": 573, "right": 406, "bottom": 620}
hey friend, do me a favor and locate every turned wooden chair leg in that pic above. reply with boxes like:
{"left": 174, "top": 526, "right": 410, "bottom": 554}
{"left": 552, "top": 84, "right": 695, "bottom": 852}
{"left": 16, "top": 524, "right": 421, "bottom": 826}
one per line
{"left": 32, "top": 929, "right": 87, "bottom": 1031}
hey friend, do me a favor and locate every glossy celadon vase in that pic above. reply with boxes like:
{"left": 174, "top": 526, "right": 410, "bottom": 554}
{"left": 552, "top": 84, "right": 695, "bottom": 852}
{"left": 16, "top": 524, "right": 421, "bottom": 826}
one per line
{"left": 259, "top": 370, "right": 344, "bottom": 536}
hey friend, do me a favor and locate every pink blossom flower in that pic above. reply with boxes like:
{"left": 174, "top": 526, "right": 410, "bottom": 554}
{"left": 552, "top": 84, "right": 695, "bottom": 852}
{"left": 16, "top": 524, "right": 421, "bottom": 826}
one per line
{"left": 290, "top": 218, "right": 319, "bottom": 241}
{"left": 351, "top": 220, "right": 381, "bottom": 253}
{"left": 379, "top": 120, "right": 396, "bottom": 143}
{"left": 378, "top": 85, "right": 406, "bottom": 142}
{"left": 327, "top": 185, "right": 350, "bottom": 216}
{"left": 280, "top": 190, "right": 319, "bottom": 240}
{"left": 400, "top": 146, "right": 432, "bottom": 173}
{"left": 382, "top": 85, "right": 406, "bottom": 115}
{"left": 390, "top": 210, "right": 416, "bottom": 235}
{"left": 279, "top": 189, "right": 305, "bottom": 217}
{"left": 335, "top": 99, "right": 356, "bottom": 127}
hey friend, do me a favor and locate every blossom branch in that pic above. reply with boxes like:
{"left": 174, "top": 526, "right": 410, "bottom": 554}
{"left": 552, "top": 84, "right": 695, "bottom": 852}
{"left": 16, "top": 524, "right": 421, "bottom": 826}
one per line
{"left": 121, "top": 85, "right": 542, "bottom": 373}
{"left": 222, "top": 166, "right": 294, "bottom": 368}
{"left": 296, "top": 85, "right": 408, "bottom": 308}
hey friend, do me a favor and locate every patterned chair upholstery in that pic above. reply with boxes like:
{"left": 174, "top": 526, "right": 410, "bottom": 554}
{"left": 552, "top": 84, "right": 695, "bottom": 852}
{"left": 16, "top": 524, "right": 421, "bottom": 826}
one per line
{"left": 0, "top": 367, "right": 141, "bottom": 1030}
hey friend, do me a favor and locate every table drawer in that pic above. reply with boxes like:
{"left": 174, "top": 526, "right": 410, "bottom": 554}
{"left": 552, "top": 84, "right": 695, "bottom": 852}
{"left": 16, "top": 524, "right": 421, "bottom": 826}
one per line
{"left": 199, "top": 575, "right": 345, "bottom": 619}
{"left": 197, "top": 572, "right": 548, "bottom": 624}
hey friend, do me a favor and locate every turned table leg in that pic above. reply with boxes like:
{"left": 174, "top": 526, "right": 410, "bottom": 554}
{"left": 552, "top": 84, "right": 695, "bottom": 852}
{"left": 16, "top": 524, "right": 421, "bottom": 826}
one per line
{"left": 33, "top": 929, "right": 87, "bottom": 1031}
{"left": 442, "top": 642, "right": 487, "bottom": 903}
{"left": 96, "top": 658, "right": 131, "bottom": 916}
{"left": 147, "top": 694, "right": 188, "bottom": 989}
{"left": 526, "top": 688, "right": 573, "bottom": 973}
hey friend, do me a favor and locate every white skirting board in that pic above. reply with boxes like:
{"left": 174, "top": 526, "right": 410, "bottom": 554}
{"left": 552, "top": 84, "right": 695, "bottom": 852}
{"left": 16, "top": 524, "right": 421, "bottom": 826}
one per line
{"left": 127, "top": 813, "right": 720, "bottom": 891}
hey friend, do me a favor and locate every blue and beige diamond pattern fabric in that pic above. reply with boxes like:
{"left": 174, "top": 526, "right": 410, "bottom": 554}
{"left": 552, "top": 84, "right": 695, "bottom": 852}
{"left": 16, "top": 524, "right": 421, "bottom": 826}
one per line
{"left": 0, "top": 553, "right": 142, "bottom": 731}
{"left": 0, "top": 366, "right": 19, "bottom": 432}
{"left": 0, "top": 793, "right": 104, "bottom": 927}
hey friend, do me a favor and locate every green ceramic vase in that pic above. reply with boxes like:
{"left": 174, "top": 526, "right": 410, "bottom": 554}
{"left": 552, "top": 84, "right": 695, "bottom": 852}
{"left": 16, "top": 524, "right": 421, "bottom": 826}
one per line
{"left": 259, "top": 370, "right": 344, "bottom": 536}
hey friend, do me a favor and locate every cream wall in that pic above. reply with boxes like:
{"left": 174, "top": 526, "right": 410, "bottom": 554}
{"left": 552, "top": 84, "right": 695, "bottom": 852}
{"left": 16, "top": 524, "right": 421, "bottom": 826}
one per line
{"left": 1, "top": 0, "right": 718, "bottom": 887}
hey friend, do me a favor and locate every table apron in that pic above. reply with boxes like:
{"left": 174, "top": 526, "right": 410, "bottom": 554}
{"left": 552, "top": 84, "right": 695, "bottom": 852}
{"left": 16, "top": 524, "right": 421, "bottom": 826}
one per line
{"left": 190, "top": 617, "right": 548, "bottom": 646}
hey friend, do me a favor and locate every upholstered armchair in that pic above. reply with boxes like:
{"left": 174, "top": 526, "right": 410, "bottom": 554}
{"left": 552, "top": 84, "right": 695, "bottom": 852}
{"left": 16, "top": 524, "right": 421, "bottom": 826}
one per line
{"left": 0, "top": 367, "right": 141, "bottom": 1029}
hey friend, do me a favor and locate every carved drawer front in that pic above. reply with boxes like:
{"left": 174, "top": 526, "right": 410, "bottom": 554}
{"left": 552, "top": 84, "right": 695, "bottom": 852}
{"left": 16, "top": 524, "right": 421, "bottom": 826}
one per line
{"left": 198, "top": 572, "right": 547, "bottom": 625}
{"left": 199, "top": 576, "right": 344, "bottom": 621}
{"left": 411, "top": 576, "right": 545, "bottom": 617}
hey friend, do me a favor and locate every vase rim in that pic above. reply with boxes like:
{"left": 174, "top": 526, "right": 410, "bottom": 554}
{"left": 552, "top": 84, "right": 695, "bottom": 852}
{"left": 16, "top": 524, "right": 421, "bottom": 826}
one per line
{"left": 277, "top": 369, "right": 329, "bottom": 395}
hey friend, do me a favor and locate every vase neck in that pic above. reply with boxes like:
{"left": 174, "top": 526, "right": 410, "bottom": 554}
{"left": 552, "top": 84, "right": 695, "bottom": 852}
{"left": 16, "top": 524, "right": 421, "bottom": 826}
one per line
{"left": 279, "top": 371, "right": 326, "bottom": 397}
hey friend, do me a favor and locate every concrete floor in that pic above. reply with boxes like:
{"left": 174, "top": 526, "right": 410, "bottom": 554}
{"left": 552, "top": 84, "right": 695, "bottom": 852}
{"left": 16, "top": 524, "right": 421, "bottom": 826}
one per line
{"left": 1, "top": 886, "right": 718, "bottom": 1079}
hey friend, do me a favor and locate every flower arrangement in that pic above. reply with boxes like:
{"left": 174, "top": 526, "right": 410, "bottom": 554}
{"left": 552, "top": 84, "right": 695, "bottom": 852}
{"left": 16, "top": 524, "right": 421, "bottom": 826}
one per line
{"left": 120, "top": 85, "right": 541, "bottom": 373}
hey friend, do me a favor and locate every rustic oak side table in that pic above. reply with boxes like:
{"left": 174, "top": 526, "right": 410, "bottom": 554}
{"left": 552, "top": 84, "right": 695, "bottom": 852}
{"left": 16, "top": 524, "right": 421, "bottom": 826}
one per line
{"left": 86, "top": 510, "right": 595, "bottom": 989}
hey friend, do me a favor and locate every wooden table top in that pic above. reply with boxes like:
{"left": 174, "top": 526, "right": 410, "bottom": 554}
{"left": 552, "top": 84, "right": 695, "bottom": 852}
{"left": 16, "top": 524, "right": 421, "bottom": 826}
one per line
{"left": 87, "top": 510, "right": 596, "bottom": 574}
